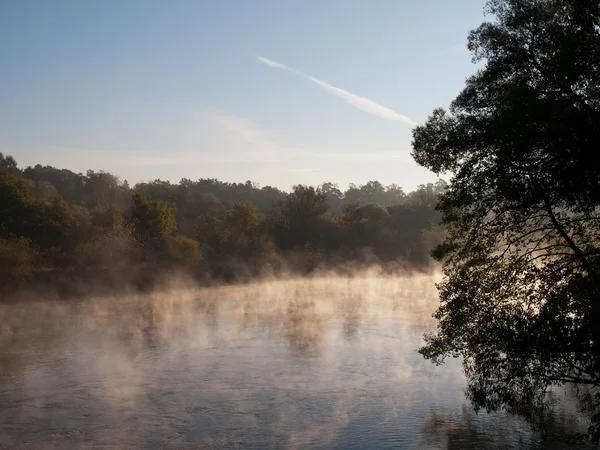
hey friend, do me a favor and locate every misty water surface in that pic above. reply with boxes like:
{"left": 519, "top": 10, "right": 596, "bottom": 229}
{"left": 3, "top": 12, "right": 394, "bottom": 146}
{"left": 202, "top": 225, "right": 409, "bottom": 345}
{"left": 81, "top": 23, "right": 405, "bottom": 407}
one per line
{"left": 0, "top": 274, "right": 593, "bottom": 449}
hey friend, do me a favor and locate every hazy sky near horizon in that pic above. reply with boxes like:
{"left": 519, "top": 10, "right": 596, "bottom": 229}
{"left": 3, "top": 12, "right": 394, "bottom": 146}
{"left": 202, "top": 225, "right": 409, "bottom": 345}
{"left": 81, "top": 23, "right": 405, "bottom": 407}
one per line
{"left": 1, "top": 0, "right": 486, "bottom": 191}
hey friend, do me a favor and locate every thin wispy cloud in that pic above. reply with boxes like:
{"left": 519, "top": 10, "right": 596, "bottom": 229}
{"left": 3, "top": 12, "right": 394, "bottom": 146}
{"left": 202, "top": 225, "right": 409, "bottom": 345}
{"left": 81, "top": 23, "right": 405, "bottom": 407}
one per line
{"left": 6, "top": 109, "right": 425, "bottom": 189}
{"left": 256, "top": 56, "right": 298, "bottom": 73}
{"left": 256, "top": 56, "right": 417, "bottom": 126}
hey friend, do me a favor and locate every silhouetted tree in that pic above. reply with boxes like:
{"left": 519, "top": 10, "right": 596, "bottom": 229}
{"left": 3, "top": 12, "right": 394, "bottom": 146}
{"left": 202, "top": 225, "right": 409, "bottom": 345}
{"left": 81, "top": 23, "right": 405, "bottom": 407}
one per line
{"left": 412, "top": 0, "right": 600, "bottom": 440}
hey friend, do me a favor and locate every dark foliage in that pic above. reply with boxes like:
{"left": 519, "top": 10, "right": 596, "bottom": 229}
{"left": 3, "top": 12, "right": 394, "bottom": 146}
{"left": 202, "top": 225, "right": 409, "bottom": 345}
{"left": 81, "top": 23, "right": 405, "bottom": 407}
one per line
{"left": 0, "top": 156, "right": 444, "bottom": 297}
{"left": 412, "top": 0, "right": 600, "bottom": 441}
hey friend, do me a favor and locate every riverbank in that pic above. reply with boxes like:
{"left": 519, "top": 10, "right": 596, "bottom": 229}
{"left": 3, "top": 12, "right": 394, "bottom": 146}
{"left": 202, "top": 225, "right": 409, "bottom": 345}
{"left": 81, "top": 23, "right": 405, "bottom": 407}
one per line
{"left": 0, "top": 259, "right": 440, "bottom": 303}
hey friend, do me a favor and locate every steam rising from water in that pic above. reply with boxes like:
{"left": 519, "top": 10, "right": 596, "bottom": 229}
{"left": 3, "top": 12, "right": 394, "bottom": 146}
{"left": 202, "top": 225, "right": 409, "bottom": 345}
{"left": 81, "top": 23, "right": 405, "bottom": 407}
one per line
{"left": 0, "top": 272, "right": 592, "bottom": 449}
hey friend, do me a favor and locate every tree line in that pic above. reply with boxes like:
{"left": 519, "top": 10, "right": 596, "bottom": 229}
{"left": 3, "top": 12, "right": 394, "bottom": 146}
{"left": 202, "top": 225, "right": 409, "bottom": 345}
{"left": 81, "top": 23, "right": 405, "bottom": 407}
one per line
{"left": 0, "top": 153, "right": 445, "bottom": 297}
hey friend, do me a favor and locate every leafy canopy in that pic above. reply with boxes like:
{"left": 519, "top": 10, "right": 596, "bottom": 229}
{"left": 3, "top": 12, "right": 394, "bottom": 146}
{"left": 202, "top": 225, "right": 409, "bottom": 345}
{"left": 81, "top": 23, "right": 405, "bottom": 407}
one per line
{"left": 130, "top": 192, "right": 177, "bottom": 250}
{"left": 412, "top": 0, "right": 600, "bottom": 439}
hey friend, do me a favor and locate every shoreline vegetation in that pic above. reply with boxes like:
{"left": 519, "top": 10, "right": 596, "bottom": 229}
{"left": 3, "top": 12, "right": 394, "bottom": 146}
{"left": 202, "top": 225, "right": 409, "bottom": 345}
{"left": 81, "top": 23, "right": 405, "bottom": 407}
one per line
{"left": 0, "top": 153, "right": 445, "bottom": 301}
{"left": 412, "top": 0, "right": 600, "bottom": 442}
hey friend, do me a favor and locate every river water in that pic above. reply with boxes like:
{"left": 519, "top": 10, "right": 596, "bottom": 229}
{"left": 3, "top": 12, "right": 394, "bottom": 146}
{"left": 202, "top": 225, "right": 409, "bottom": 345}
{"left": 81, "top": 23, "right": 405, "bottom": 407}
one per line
{"left": 0, "top": 274, "right": 594, "bottom": 449}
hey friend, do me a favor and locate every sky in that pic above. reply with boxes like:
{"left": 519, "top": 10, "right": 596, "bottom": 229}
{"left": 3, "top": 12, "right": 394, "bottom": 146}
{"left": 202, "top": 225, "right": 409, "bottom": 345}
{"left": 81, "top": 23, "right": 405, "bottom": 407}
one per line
{"left": 0, "top": 0, "right": 487, "bottom": 192}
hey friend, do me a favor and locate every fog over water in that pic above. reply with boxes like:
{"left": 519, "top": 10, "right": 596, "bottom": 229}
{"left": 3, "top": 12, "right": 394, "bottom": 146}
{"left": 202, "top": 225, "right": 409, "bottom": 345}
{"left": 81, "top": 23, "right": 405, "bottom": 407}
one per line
{"left": 0, "top": 273, "right": 593, "bottom": 449}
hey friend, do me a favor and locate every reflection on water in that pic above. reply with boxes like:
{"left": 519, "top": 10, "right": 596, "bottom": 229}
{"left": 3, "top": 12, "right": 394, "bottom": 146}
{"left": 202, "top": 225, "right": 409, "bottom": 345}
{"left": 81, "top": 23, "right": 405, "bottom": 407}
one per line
{"left": 0, "top": 274, "right": 594, "bottom": 449}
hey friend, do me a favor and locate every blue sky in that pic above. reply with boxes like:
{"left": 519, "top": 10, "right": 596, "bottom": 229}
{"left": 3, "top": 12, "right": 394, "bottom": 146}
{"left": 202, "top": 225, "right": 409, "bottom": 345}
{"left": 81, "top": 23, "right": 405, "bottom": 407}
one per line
{"left": 1, "top": 0, "right": 486, "bottom": 191}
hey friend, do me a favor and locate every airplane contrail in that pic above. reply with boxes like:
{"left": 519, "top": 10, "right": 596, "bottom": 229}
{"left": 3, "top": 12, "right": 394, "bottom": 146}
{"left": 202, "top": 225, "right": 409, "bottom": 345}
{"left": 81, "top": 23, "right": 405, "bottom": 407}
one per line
{"left": 257, "top": 56, "right": 417, "bottom": 126}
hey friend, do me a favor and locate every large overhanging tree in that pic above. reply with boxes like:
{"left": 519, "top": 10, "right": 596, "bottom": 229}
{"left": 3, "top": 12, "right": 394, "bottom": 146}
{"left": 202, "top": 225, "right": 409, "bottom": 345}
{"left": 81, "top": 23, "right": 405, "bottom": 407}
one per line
{"left": 411, "top": 0, "right": 600, "bottom": 440}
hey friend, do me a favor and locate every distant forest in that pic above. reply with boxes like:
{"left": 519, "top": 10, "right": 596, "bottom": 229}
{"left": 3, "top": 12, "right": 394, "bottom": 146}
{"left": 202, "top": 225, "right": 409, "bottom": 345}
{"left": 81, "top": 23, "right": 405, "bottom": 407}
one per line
{"left": 0, "top": 152, "right": 445, "bottom": 297}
